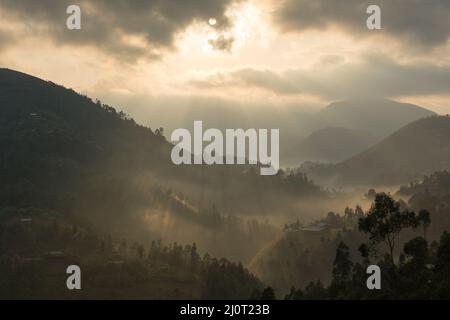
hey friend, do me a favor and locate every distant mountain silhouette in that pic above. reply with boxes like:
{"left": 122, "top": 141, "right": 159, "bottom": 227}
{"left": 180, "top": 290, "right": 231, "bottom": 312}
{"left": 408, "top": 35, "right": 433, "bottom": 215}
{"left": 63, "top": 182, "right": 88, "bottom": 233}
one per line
{"left": 296, "top": 126, "right": 378, "bottom": 163}
{"left": 315, "top": 99, "right": 435, "bottom": 138}
{"left": 306, "top": 116, "right": 450, "bottom": 187}
{"left": 284, "top": 99, "right": 435, "bottom": 166}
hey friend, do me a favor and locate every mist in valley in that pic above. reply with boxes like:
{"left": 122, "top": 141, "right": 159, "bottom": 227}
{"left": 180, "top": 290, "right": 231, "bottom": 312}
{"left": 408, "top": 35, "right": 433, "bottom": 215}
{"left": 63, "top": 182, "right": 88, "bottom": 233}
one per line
{"left": 2, "top": 0, "right": 450, "bottom": 300}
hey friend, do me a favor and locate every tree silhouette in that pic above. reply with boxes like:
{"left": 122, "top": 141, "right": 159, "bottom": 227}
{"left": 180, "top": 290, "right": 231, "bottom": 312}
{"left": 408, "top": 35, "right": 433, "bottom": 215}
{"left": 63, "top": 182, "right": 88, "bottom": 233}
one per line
{"left": 332, "top": 242, "right": 353, "bottom": 282}
{"left": 358, "top": 193, "right": 421, "bottom": 266}
{"left": 403, "top": 237, "right": 429, "bottom": 268}
{"left": 329, "top": 241, "right": 353, "bottom": 298}
{"left": 260, "top": 287, "right": 276, "bottom": 300}
{"left": 418, "top": 209, "right": 431, "bottom": 239}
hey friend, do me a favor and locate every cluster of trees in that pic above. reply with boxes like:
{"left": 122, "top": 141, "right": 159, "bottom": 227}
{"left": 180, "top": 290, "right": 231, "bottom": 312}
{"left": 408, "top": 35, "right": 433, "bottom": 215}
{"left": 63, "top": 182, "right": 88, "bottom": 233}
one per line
{"left": 285, "top": 193, "right": 450, "bottom": 299}
{"left": 283, "top": 205, "right": 365, "bottom": 232}
{"left": 152, "top": 187, "right": 274, "bottom": 234}
{"left": 398, "top": 171, "right": 450, "bottom": 197}
{"left": 0, "top": 209, "right": 262, "bottom": 299}
{"left": 146, "top": 186, "right": 279, "bottom": 263}
{"left": 397, "top": 171, "right": 450, "bottom": 237}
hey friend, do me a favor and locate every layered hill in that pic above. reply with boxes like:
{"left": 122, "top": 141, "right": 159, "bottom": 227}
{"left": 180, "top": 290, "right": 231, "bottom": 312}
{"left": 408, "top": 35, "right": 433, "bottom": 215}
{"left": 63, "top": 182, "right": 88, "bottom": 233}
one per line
{"left": 306, "top": 116, "right": 450, "bottom": 187}
{"left": 286, "top": 99, "right": 434, "bottom": 166}
{"left": 0, "top": 68, "right": 272, "bottom": 298}
{"left": 0, "top": 68, "right": 334, "bottom": 264}
{"left": 0, "top": 68, "right": 325, "bottom": 211}
{"left": 297, "top": 127, "right": 378, "bottom": 162}
{"left": 315, "top": 99, "right": 435, "bottom": 137}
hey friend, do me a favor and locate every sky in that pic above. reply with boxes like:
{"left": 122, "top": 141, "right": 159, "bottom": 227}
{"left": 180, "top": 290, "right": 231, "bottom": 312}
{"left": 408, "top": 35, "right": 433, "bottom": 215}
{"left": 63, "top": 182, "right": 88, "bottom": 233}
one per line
{"left": 1, "top": 0, "right": 450, "bottom": 127}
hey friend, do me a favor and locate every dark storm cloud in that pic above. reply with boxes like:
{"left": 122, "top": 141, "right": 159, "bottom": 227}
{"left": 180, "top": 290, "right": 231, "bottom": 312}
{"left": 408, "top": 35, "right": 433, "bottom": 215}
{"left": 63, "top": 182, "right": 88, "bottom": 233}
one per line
{"left": 0, "top": 0, "right": 238, "bottom": 60}
{"left": 274, "top": 0, "right": 450, "bottom": 48}
{"left": 191, "top": 54, "right": 450, "bottom": 99}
